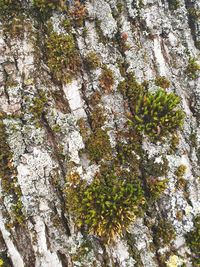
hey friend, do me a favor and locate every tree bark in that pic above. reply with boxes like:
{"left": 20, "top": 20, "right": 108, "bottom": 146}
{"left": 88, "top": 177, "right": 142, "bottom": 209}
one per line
{"left": 0, "top": 0, "right": 199, "bottom": 266}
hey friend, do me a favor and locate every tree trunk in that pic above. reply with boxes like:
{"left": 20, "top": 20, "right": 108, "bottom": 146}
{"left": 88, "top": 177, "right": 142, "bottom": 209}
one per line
{"left": 0, "top": 0, "right": 199, "bottom": 266}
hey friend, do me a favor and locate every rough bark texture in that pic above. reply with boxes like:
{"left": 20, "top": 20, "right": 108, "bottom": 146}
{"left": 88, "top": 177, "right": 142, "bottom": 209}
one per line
{"left": 0, "top": 0, "right": 200, "bottom": 266}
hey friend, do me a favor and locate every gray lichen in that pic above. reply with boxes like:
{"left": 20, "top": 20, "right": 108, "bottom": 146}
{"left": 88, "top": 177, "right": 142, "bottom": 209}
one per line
{"left": 0, "top": 0, "right": 199, "bottom": 266}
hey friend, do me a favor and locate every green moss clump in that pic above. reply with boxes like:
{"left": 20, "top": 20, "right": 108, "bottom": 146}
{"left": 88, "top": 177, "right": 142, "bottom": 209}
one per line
{"left": 52, "top": 124, "right": 61, "bottom": 133}
{"left": 117, "top": 73, "right": 144, "bottom": 106}
{"left": 62, "top": 18, "right": 72, "bottom": 32}
{"left": 95, "top": 19, "right": 108, "bottom": 44}
{"left": 88, "top": 91, "right": 101, "bottom": 107}
{"left": 33, "top": 0, "right": 64, "bottom": 10}
{"left": 46, "top": 32, "right": 80, "bottom": 83}
{"left": 153, "top": 219, "right": 176, "bottom": 247}
{"left": 185, "top": 216, "right": 200, "bottom": 266}
{"left": 196, "top": 41, "right": 200, "bottom": 50}
{"left": 3, "top": 16, "right": 28, "bottom": 39}
{"left": 116, "top": 2, "right": 124, "bottom": 13}
{"left": 0, "top": 251, "right": 12, "bottom": 267}
{"left": 143, "top": 156, "right": 169, "bottom": 178}
{"left": 146, "top": 177, "right": 168, "bottom": 200}
{"left": 0, "top": 119, "right": 25, "bottom": 226}
{"left": 0, "top": 0, "right": 27, "bottom": 39}
{"left": 86, "top": 129, "right": 112, "bottom": 162}
{"left": 99, "top": 67, "right": 114, "bottom": 92}
{"left": 11, "top": 197, "right": 24, "bottom": 225}
{"left": 33, "top": 0, "right": 65, "bottom": 17}
{"left": 126, "top": 233, "right": 143, "bottom": 266}
{"left": 116, "top": 140, "right": 141, "bottom": 175}
{"left": 67, "top": 170, "right": 145, "bottom": 243}
{"left": 189, "top": 132, "right": 197, "bottom": 148}
{"left": 0, "top": 0, "right": 22, "bottom": 20}
{"left": 168, "top": 0, "right": 180, "bottom": 10}
{"left": 188, "top": 8, "right": 200, "bottom": 21}
{"left": 169, "top": 133, "right": 180, "bottom": 153}
{"left": 186, "top": 58, "right": 200, "bottom": 79}
{"left": 175, "top": 165, "right": 187, "bottom": 189}
{"left": 116, "top": 59, "right": 127, "bottom": 77}
{"left": 142, "top": 156, "right": 169, "bottom": 200}
{"left": 69, "top": 0, "right": 87, "bottom": 27}
{"left": 29, "top": 91, "right": 47, "bottom": 127}
{"left": 84, "top": 52, "right": 101, "bottom": 70}
{"left": 175, "top": 165, "right": 187, "bottom": 178}
{"left": 129, "top": 89, "right": 185, "bottom": 139}
{"left": 90, "top": 107, "right": 106, "bottom": 130}
{"left": 0, "top": 119, "right": 14, "bottom": 195}
{"left": 154, "top": 76, "right": 170, "bottom": 89}
{"left": 77, "top": 118, "right": 90, "bottom": 142}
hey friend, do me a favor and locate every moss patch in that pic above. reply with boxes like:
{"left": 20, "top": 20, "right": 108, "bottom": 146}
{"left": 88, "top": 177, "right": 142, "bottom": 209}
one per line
{"left": 154, "top": 76, "right": 170, "bottom": 89}
{"left": 185, "top": 215, "right": 200, "bottom": 266}
{"left": 168, "top": 0, "right": 180, "bottom": 10}
{"left": 0, "top": 0, "right": 22, "bottom": 21}
{"left": 186, "top": 58, "right": 200, "bottom": 79}
{"left": 129, "top": 88, "right": 185, "bottom": 139}
{"left": 66, "top": 169, "right": 145, "bottom": 243}
{"left": 175, "top": 165, "right": 187, "bottom": 189}
{"left": 99, "top": 67, "right": 114, "bottom": 93}
{"left": 33, "top": 0, "right": 66, "bottom": 20}
{"left": 69, "top": 0, "right": 87, "bottom": 27}
{"left": 153, "top": 219, "right": 176, "bottom": 247}
{"left": 84, "top": 52, "right": 101, "bottom": 71}
{"left": 117, "top": 72, "right": 144, "bottom": 105}
{"left": 86, "top": 129, "right": 112, "bottom": 162}
{"left": 29, "top": 91, "right": 48, "bottom": 127}
{"left": 90, "top": 107, "right": 106, "bottom": 130}
{"left": 0, "top": 0, "right": 27, "bottom": 39}
{"left": 45, "top": 31, "right": 80, "bottom": 83}
{"left": 0, "top": 118, "right": 25, "bottom": 226}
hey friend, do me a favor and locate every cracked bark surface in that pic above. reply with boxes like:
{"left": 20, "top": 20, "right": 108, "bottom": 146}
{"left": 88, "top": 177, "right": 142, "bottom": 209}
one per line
{"left": 0, "top": 0, "right": 200, "bottom": 266}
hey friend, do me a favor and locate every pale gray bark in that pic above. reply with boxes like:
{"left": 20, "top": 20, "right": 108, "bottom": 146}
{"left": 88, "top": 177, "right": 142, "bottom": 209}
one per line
{"left": 0, "top": 0, "right": 199, "bottom": 266}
